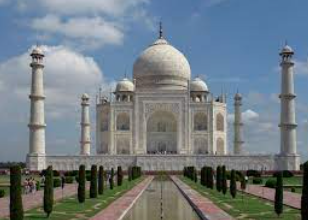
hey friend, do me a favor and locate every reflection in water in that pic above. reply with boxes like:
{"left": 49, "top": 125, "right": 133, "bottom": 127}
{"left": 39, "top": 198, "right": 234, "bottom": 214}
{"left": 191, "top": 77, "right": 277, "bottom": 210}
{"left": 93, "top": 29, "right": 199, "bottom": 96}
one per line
{"left": 123, "top": 179, "right": 200, "bottom": 220}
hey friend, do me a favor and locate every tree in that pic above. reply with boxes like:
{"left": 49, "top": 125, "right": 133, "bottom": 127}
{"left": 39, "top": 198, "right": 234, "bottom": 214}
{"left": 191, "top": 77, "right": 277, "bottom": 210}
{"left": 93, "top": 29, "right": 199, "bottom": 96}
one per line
{"left": 10, "top": 165, "right": 23, "bottom": 220}
{"left": 216, "top": 166, "right": 222, "bottom": 192}
{"left": 274, "top": 171, "right": 283, "bottom": 217}
{"left": 117, "top": 166, "right": 123, "bottom": 186}
{"left": 194, "top": 167, "right": 197, "bottom": 182}
{"left": 98, "top": 166, "right": 104, "bottom": 195}
{"left": 109, "top": 168, "right": 114, "bottom": 189}
{"left": 90, "top": 165, "right": 98, "bottom": 198}
{"left": 78, "top": 165, "right": 86, "bottom": 203}
{"left": 128, "top": 166, "right": 132, "bottom": 181}
{"left": 222, "top": 166, "right": 227, "bottom": 195}
{"left": 200, "top": 167, "right": 206, "bottom": 186}
{"left": 301, "top": 162, "right": 308, "bottom": 220}
{"left": 44, "top": 166, "right": 54, "bottom": 217}
{"left": 209, "top": 167, "right": 214, "bottom": 189}
{"left": 230, "top": 169, "right": 237, "bottom": 198}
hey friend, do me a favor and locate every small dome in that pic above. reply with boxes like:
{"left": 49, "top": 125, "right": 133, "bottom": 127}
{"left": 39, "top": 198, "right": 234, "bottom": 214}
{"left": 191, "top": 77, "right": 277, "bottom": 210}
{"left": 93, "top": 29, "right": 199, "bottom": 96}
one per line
{"left": 234, "top": 92, "right": 242, "bottom": 99}
{"left": 190, "top": 77, "right": 208, "bottom": 92}
{"left": 280, "top": 44, "right": 294, "bottom": 55}
{"left": 81, "top": 93, "right": 89, "bottom": 100}
{"left": 31, "top": 46, "right": 44, "bottom": 57}
{"left": 115, "top": 78, "right": 134, "bottom": 92}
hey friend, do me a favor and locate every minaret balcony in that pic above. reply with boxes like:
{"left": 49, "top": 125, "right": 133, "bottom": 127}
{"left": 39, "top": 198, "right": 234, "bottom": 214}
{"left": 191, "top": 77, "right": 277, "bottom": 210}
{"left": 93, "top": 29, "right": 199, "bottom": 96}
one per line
{"left": 278, "top": 123, "right": 297, "bottom": 128}
{"left": 278, "top": 93, "right": 296, "bottom": 99}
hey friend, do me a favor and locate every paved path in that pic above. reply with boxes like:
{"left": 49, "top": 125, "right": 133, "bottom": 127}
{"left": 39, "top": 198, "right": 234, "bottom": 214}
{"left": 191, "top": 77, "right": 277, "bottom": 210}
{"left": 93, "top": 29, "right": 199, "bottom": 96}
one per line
{"left": 237, "top": 182, "right": 301, "bottom": 209}
{"left": 0, "top": 183, "right": 82, "bottom": 218}
{"left": 171, "top": 176, "right": 234, "bottom": 220}
{"left": 90, "top": 176, "right": 153, "bottom": 220}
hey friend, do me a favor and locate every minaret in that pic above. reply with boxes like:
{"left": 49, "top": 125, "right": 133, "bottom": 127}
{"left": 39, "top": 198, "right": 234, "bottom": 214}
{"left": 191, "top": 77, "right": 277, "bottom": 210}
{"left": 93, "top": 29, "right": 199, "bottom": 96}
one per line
{"left": 27, "top": 46, "right": 46, "bottom": 170}
{"left": 233, "top": 92, "right": 244, "bottom": 155}
{"left": 80, "top": 93, "right": 91, "bottom": 156}
{"left": 279, "top": 44, "right": 297, "bottom": 156}
{"left": 28, "top": 47, "right": 46, "bottom": 156}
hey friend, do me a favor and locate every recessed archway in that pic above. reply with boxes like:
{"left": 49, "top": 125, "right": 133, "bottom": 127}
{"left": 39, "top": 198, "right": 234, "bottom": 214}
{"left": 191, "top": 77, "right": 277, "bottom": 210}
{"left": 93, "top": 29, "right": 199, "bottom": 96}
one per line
{"left": 147, "top": 111, "right": 177, "bottom": 154}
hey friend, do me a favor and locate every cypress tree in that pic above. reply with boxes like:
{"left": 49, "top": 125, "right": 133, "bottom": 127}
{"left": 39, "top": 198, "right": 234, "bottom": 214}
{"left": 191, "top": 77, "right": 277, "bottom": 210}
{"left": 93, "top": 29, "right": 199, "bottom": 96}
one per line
{"left": 222, "top": 166, "right": 227, "bottom": 195}
{"left": 216, "top": 166, "right": 222, "bottom": 192}
{"left": 230, "top": 169, "right": 237, "bottom": 198}
{"left": 128, "top": 166, "right": 132, "bottom": 181}
{"left": 240, "top": 174, "right": 246, "bottom": 202}
{"left": 200, "top": 167, "right": 205, "bottom": 186}
{"left": 301, "top": 162, "right": 308, "bottom": 220}
{"left": 78, "top": 165, "right": 86, "bottom": 203}
{"left": 90, "top": 165, "right": 97, "bottom": 198}
{"left": 194, "top": 167, "right": 197, "bottom": 182}
{"left": 109, "top": 168, "right": 114, "bottom": 189}
{"left": 274, "top": 171, "right": 283, "bottom": 217}
{"left": 209, "top": 167, "right": 214, "bottom": 189}
{"left": 44, "top": 166, "right": 54, "bottom": 217}
{"left": 117, "top": 166, "right": 123, "bottom": 186}
{"left": 98, "top": 166, "right": 104, "bottom": 195}
{"left": 10, "top": 165, "right": 23, "bottom": 220}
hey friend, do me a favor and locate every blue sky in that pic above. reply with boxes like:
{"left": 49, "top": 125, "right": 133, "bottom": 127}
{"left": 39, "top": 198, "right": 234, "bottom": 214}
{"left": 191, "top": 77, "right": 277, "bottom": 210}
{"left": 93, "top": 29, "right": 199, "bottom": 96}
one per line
{"left": 0, "top": 0, "right": 307, "bottom": 162}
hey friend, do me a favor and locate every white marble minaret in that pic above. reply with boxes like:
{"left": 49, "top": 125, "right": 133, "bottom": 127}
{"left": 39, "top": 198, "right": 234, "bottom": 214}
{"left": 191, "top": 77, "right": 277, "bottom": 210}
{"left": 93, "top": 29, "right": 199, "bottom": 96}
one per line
{"left": 233, "top": 92, "right": 244, "bottom": 155}
{"left": 279, "top": 44, "right": 297, "bottom": 155}
{"left": 27, "top": 46, "right": 46, "bottom": 170}
{"left": 80, "top": 93, "right": 91, "bottom": 155}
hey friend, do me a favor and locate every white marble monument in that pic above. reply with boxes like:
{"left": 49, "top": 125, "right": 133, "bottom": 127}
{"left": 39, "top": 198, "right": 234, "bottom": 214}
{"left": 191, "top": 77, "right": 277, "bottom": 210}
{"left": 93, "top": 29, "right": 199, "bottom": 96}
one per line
{"left": 26, "top": 27, "right": 300, "bottom": 171}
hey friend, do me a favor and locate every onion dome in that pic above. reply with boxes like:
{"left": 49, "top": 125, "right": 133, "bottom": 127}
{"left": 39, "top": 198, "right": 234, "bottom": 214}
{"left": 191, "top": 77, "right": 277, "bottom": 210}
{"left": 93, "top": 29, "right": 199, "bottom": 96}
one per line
{"left": 115, "top": 78, "right": 134, "bottom": 92}
{"left": 190, "top": 77, "right": 208, "bottom": 92}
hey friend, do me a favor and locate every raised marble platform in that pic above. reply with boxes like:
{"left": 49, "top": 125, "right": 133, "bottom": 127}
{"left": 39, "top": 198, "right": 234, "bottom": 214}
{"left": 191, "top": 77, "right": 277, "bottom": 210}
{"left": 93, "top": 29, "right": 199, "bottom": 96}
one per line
{"left": 27, "top": 154, "right": 300, "bottom": 171}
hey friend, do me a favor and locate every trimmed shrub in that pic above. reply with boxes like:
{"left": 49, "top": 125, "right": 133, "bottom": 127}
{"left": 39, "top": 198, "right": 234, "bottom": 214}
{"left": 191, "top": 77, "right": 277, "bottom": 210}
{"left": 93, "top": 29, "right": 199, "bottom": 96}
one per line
{"left": 10, "top": 165, "right": 23, "bottom": 220}
{"left": 36, "top": 181, "right": 40, "bottom": 191}
{"left": 44, "top": 166, "right": 54, "bottom": 217}
{"left": 53, "top": 170, "right": 60, "bottom": 177}
{"left": 230, "top": 169, "right": 237, "bottom": 198}
{"left": 109, "top": 168, "right": 114, "bottom": 190}
{"left": 117, "top": 166, "right": 123, "bottom": 186}
{"left": 64, "top": 176, "right": 74, "bottom": 184}
{"left": 86, "top": 174, "right": 91, "bottom": 181}
{"left": 222, "top": 166, "right": 227, "bottom": 195}
{"left": 90, "top": 165, "right": 98, "bottom": 198}
{"left": 265, "top": 179, "right": 277, "bottom": 188}
{"left": 291, "top": 187, "right": 296, "bottom": 193}
{"left": 283, "top": 170, "right": 294, "bottom": 178}
{"left": 241, "top": 175, "right": 247, "bottom": 191}
{"left": 78, "top": 165, "right": 86, "bottom": 203}
{"left": 301, "top": 161, "right": 308, "bottom": 220}
{"left": 216, "top": 166, "right": 222, "bottom": 192}
{"left": 246, "top": 170, "right": 261, "bottom": 177}
{"left": 0, "top": 189, "right": 5, "bottom": 198}
{"left": 252, "top": 177, "right": 263, "bottom": 184}
{"left": 53, "top": 178, "right": 61, "bottom": 188}
{"left": 98, "top": 166, "right": 104, "bottom": 195}
{"left": 274, "top": 171, "right": 283, "bottom": 217}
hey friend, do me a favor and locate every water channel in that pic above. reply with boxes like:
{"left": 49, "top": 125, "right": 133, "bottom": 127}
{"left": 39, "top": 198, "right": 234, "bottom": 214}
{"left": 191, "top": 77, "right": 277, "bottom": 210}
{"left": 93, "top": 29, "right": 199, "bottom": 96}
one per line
{"left": 123, "top": 177, "right": 201, "bottom": 220}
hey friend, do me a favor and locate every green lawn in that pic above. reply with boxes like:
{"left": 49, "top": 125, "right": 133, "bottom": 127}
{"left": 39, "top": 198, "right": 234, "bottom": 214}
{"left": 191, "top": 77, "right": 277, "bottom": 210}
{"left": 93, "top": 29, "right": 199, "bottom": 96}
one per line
{"left": 180, "top": 176, "right": 301, "bottom": 220}
{"left": 0, "top": 177, "right": 143, "bottom": 220}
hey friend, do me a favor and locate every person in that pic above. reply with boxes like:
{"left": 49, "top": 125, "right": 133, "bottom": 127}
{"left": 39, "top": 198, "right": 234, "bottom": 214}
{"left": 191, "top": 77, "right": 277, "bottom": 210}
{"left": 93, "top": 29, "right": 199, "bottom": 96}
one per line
{"left": 24, "top": 178, "right": 29, "bottom": 194}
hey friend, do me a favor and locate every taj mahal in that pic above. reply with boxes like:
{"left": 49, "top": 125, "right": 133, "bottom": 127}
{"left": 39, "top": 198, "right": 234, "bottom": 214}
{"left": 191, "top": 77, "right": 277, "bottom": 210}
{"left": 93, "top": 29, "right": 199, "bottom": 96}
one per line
{"left": 26, "top": 25, "right": 300, "bottom": 171}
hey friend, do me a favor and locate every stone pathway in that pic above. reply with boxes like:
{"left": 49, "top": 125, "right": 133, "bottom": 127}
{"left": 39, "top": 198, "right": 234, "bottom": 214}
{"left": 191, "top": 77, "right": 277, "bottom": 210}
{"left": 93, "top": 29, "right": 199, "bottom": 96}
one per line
{"left": 89, "top": 176, "right": 153, "bottom": 220}
{"left": 0, "top": 183, "right": 84, "bottom": 218}
{"left": 237, "top": 182, "right": 301, "bottom": 209}
{"left": 171, "top": 176, "right": 234, "bottom": 220}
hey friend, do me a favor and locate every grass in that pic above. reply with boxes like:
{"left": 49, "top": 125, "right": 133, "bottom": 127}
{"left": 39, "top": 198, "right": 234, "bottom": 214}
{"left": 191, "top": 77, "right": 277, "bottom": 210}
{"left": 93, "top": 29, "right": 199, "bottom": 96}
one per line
{"left": 180, "top": 176, "right": 301, "bottom": 220}
{"left": 0, "top": 177, "right": 143, "bottom": 220}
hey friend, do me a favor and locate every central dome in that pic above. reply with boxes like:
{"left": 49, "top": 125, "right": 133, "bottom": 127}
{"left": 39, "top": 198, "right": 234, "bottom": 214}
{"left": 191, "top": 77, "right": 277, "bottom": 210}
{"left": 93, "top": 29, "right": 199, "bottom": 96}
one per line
{"left": 133, "top": 36, "right": 191, "bottom": 90}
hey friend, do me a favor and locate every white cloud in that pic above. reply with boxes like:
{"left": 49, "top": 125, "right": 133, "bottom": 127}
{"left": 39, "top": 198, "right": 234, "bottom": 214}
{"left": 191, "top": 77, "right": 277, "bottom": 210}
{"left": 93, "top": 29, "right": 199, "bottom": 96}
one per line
{"left": 0, "top": 45, "right": 105, "bottom": 120}
{"left": 242, "top": 109, "right": 259, "bottom": 122}
{"left": 294, "top": 60, "right": 308, "bottom": 75}
{"left": 31, "top": 15, "right": 124, "bottom": 50}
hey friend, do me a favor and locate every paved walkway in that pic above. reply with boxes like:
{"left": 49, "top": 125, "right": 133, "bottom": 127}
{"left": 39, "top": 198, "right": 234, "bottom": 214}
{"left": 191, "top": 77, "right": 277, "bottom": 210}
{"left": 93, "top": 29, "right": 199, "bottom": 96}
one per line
{"left": 237, "top": 182, "right": 301, "bottom": 209}
{"left": 90, "top": 176, "right": 153, "bottom": 220}
{"left": 171, "top": 176, "right": 234, "bottom": 220}
{"left": 0, "top": 183, "right": 82, "bottom": 218}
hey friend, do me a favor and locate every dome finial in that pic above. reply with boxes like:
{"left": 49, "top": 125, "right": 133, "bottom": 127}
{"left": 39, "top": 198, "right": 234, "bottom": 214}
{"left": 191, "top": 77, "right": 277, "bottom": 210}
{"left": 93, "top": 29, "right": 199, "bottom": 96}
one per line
{"left": 159, "top": 21, "right": 163, "bottom": 39}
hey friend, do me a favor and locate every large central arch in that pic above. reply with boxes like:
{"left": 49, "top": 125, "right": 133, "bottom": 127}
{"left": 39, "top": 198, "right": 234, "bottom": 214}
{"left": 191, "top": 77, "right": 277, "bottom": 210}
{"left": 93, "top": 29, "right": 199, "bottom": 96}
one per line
{"left": 147, "top": 111, "right": 177, "bottom": 154}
